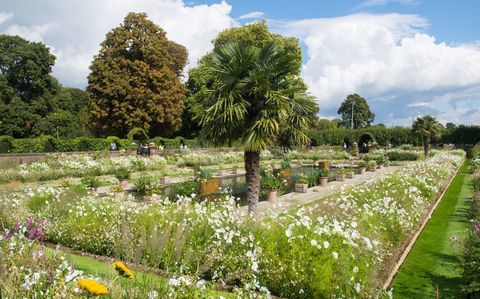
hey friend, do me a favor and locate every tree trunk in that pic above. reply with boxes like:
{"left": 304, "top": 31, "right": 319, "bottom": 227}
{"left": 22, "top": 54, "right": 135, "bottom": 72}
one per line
{"left": 423, "top": 136, "right": 430, "bottom": 158}
{"left": 244, "top": 151, "right": 260, "bottom": 215}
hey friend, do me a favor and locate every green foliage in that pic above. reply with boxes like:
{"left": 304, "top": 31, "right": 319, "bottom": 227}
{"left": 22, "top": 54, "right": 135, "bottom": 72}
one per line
{"left": 358, "top": 161, "right": 368, "bottom": 168}
{"left": 114, "top": 167, "right": 130, "bottom": 180}
{"left": 302, "top": 169, "right": 320, "bottom": 187}
{"left": 442, "top": 125, "right": 480, "bottom": 146}
{"left": 0, "top": 34, "right": 59, "bottom": 138}
{"left": 261, "top": 174, "right": 283, "bottom": 191}
{"left": 308, "top": 127, "right": 420, "bottom": 146}
{"left": 87, "top": 12, "right": 187, "bottom": 137}
{"left": 194, "top": 166, "right": 212, "bottom": 180}
{"left": 194, "top": 41, "right": 317, "bottom": 152}
{"left": 80, "top": 176, "right": 101, "bottom": 189}
{"left": 127, "top": 127, "right": 149, "bottom": 142}
{"left": 189, "top": 22, "right": 315, "bottom": 149}
{"left": 0, "top": 135, "right": 14, "bottom": 153}
{"left": 385, "top": 150, "right": 420, "bottom": 161}
{"left": 133, "top": 176, "right": 159, "bottom": 196}
{"left": 319, "top": 168, "right": 330, "bottom": 177}
{"left": 337, "top": 94, "right": 375, "bottom": 129}
{"left": 169, "top": 179, "right": 200, "bottom": 200}
{"left": 281, "top": 157, "right": 292, "bottom": 169}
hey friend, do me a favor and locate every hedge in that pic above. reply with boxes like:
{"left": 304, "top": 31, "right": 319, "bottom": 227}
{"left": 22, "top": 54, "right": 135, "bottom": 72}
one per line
{"left": 308, "top": 127, "right": 422, "bottom": 147}
{"left": 0, "top": 136, "right": 199, "bottom": 153}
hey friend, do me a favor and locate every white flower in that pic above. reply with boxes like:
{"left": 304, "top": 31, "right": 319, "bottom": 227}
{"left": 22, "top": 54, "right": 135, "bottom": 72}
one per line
{"left": 168, "top": 278, "right": 180, "bottom": 286}
{"left": 310, "top": 239, "right": 318, "bottom": 246}
{"left": 323, "top": 240, "right": 329, "bottom": 249}
{"left": 332, "top": 252, "right": 338, "bottom": 259}
{"left": 353, "top": 266, "right": 359, "bottom": 273}
{"left": 354, "top": 282, "right": 361, "bottom": 293}
{"left": 252, "top": 261, "right": 258, "bottom": 272}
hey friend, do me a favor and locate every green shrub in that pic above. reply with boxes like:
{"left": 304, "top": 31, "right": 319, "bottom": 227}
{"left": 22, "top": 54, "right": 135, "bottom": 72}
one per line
{"left": 80, "top": 176, "right": 101, "bottom": 189}
{"left": 169, "top": 180, "right": 200, "bottom": 200}
{"left": 114, "top": 168, "right": 130, "bottom": 180}
{"left": 301, "top": 169, "right": 319, "bottom": 187}
{"left": 385, "top": 150, "right": 420, "bottom": 161}
{"left": 0, "top": 135, "right": 14, "bottom": 153}
{"left": 133, "top": 176, "right": 159, "bottom": 196}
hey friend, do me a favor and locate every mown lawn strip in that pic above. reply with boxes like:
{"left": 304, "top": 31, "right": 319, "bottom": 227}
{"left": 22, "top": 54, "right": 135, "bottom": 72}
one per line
{"left": 391, "top": 159, "right": 472, "bottom": 298}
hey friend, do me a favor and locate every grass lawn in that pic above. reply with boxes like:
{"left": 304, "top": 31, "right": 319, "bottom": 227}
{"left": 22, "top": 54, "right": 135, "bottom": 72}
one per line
{"left": 391, "top": 159, "right": 472, "bottom": 298}
{"left": 45, "top": 247, "right": 234, "bottom": 298}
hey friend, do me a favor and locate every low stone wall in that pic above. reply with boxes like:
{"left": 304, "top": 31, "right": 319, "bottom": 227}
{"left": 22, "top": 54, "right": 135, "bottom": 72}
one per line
{"left": 0, "top": 147, "right": 220, "bottom": 165}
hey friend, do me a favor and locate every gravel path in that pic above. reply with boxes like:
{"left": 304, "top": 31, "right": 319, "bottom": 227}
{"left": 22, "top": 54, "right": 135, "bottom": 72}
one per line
{"left": 240, "top": 165, "right": 403, "bottom": 217}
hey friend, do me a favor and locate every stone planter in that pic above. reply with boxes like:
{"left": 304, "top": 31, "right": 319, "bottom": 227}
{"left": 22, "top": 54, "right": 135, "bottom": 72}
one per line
{"left": 378, "top": 164, "right": 384, "bottom": 169}
{"left": 359, "top": 167, "right": 367, "bottom": 175}
{"left": 384, "top": 162, "right": 390, "bottom": 167}
{"left": 267, "top": 190, "right": 278, "bottom": 202}
{"left": 120, "top": 179, "right": 129, "bottom": 190}
{"left": 319, "top": 176, "right": 328, "bottom": 187}
{"left": 346, "top": 172, "right": 355, "bottom": 179}
{"left": 335, "top": 174, "right": 346, "bottom": 182}
{"left": 368, "top": 167, "right": 376, "bottom": 172}
{"left": 89, "top": 188, "right": 98, "bottom": 197}
{"left": 159, "top": 177, "right": 170, "bottom": 184}
{"left": 295, "top": 183, "right": 309, "bottom": 193}
{"left": 200, "top": 178, "right": 220, "bottom": 196}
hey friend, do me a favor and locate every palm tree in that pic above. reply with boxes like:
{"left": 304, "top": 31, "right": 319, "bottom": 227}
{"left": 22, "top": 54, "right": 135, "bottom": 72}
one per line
{"left": 412, "top": 116, "right": 443, "bottom": 158}
{"left": 194, "top": 42, "right": 317, "bottom": 214}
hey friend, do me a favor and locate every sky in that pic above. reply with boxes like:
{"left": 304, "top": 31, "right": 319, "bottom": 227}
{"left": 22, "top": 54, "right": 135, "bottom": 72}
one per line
{"left": 1, "top": 0, "right": 479, "bottom": 126}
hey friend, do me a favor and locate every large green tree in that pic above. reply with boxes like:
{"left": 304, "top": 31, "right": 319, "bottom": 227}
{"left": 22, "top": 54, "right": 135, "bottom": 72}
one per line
{"left": 194, "top": 41, "right": 317, "bottom": 214}
{"left": 32, "top": 87, "right": 91, "bottom": 138}
{"left": 0, "top": 34, "right": 59, "bottom": 137}
{"left": 184, "top": 21, "right": 310, "bottom": 138}
{"left": 87, "top": 12, "right": 188, "bottom": 137}
{"left": 337, "top": 94, "right": 375, "bottom": 129}
{"left": 412, "top": 115, "right": 443, "bottom": 157}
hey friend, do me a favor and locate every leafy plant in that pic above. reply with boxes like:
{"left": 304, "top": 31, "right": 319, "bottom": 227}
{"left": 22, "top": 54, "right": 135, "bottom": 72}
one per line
{"left": 80, "top": 176, "right": 101, "bottom": 189}
{"left": 133, "top": 176, "right": 159, "bottom": 196}
{"left": 281, "top": 157, "right": 292, "bottom": 169}
{"left": 336, "top": 167, "right": 346, "bottom": 175}
{"left": 368, "top": 160, "right": 377, "bottom": 169}
{"left": 194, "top": 166, "right": 212, "bottom": 180}
{"left": 170, "top": 180, "right": 200, "bottom": 201}
{"left": 358, "top": 161, "right": 368, "bottom": 168}
{"left": 114, "top": 167, "right": 130, "bottom": 180}
{"left": 261, "top": 174, "right": 283, "bottom": 191}
{"left": 296, "top": 176, "right": 309, "bottom": 185}
{"left": 302, "top": 169, "right": 320, "bottom": 187}
{"left": 319, "top": 168, "right": 330, "bottom": 178}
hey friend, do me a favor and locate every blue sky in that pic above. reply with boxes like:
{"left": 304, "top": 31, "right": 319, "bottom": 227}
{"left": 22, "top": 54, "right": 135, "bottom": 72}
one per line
{"left": 1, "top": 0, "right": 479, "bottom": 126}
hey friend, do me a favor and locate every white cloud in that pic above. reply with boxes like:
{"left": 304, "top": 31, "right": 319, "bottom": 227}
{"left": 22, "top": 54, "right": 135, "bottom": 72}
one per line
{"left": 238, "top": 11, "right": 265, "bottom": 20}
{"left": 0, "top": 12, "right": 13, "bottom": 24}
{"left": 273, "top": 13, "right": 480, "bottom": 125}
{"left": 0, "top": 0, "right": 236, "bottom": 87}
{"left": 354, "top": 0, "right": 420, "bottom": 10}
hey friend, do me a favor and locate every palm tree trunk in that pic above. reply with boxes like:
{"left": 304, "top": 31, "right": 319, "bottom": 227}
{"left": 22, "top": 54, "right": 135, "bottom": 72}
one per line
{"left": 423, "top": 136, "right": 430, "bottom": 158}
{"left": 244, "top": 150, "right": 260, "bottom": 215}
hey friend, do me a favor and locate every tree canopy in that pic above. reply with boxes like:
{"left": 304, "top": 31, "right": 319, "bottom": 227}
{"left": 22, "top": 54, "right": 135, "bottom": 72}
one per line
{"left": 337, "top": 94, "right": 375, "bottom": 129}
{"left": 0, "top": 34, "right": 60, "bottom": 137}
{"left": 184, "top": 21, "right": 311, "bottom": 139}
{"left": 412, "top": 115, "right": 443, "bottom": 157}
{"left": 87, "top": 12, "right": 188, "bottom": 138}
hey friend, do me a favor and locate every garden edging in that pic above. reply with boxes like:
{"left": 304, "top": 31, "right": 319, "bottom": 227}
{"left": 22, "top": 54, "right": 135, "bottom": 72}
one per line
{"left": 381, "top": 158, "right": 464, "bottom": 289}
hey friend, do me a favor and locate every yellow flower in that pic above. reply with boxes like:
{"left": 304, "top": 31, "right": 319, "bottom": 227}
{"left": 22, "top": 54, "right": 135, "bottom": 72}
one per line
{"left": 112, "top": 261, "right": 134, "bottom": 279}
{"left": 76, "top": 279, "right": 109, "bottom": 296}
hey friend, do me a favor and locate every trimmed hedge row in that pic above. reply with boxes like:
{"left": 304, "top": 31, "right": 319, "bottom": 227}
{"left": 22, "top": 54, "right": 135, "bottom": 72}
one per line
{"left": 0, "top": 135, "right": 199, "bottom": 153}
{"left": 308, "top": 127, "right": 422, "bottom": 146}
